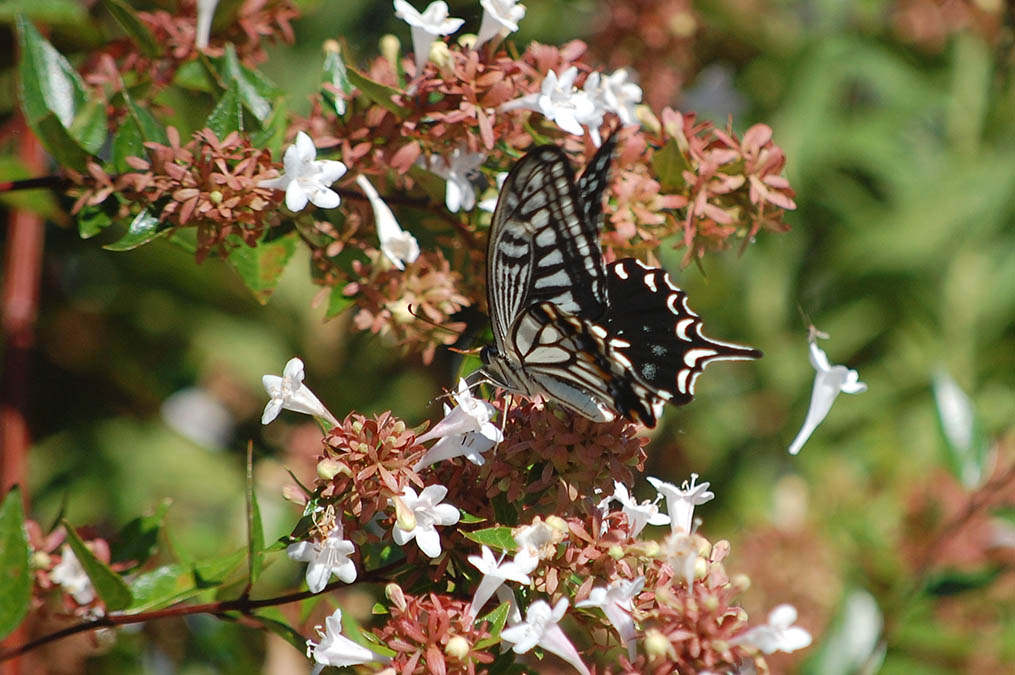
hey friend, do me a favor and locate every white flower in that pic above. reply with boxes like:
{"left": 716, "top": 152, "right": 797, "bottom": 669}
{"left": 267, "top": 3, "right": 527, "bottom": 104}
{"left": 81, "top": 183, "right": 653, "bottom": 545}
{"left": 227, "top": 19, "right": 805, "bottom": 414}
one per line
{"left": 261, "top": 357, "right": 339, "bottom": 427}
{"left": 661, "top": 533, "right": 699, "bottom": 587}
{"left": 414, "top": 379, "right": 502, "bottom": 471}
{"left": 474, "top": 0, "right": 526, "bottom": 49}
{"left": 576, "top": 577, "right": 645, "bottom": 659}
{"left": 355, "top": 175, "right": 420, "bottom": 270}
{"left": 390, "top": 485, "right": 460, "bottom": 557}
{"left": 195, "top": 0, "right": 219, "bottom": 49}
{"left": 647, "top": 474, "right": 714, "bottom": 535}
{"left": 306, "top": 608, "right": 388, "bottom": 674}
{"left": 514, "top": 516, "right": 567, "bottom": 559}
{"left": 51, "top": 545, "right": 95, "bottom": 605}
{"left": 501, "top": 67, "right": 603, "bottom": 143}
{"left": 501, "top": 599, "right": 590, "bottom": 675}
{"left": 287, "top": 523, "right": 357, "bottom": 593}
{"left": 421, "top": 146, "right": 486, "bottom": 212}
{"left": 599, "top": 68, "right": 642, "bottom": 126}
{"left": 466, "top": 546, "right": 538, "bottom": 621}
{"left": 731, "top": 604, "right": 813, "bottom": 654}
{"left": 259, "top": 132, "right": 347, "bottom": 212}
{"left": 609, "top": 481, "right": 670, "bottom": 537}
{"left": 477, "top": 171, "right": 508, "bottom": 212}
{"left": 393, "top": 0, "right": 464, "bottom": 72}
{"left": 789, "top": 332, "right": 867, "bottom": 455}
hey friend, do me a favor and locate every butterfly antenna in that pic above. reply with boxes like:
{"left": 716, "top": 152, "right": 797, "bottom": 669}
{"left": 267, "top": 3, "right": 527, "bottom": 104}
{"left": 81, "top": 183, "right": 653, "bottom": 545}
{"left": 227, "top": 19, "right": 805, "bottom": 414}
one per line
{"left": 407, "top": 304, "right": 466, "bottom": 337}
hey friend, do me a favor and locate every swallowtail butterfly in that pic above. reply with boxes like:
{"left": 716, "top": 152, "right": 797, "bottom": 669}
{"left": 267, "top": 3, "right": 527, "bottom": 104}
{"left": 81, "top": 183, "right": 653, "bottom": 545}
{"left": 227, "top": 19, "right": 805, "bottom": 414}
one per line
{"left": 480, "top": 137, "right": 761, "bottom": 428}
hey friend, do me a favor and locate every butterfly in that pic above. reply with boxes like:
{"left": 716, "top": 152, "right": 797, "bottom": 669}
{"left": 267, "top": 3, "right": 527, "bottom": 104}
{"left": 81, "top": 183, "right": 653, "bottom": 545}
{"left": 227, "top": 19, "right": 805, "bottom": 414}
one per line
{"left": 479, "top": 137, "right": 761, "bottom": 428}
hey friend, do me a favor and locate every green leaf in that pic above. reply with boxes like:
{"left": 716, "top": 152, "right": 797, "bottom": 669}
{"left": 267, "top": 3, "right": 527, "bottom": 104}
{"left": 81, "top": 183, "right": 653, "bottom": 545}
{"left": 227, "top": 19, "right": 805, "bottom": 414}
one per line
{"left": 254, "top": 610, "right": 307, "bottom": 651}
{"left": 77, "top": 204, "right": 114, "bottom": 238}
{"left": 250, "top": 97, "right": 288, "bottom": 151}
{"left": 226, "top": 232, "right": 297, "bottom": 304}
{"left": 652, "top": 138, "right": 690, "bottom": 192}
{"left": 474, "top": 602, "right": 511, "bottom": 649}
{"left": 462, "top": 526, "right": 516, "bottom": 551}
{"left": 62, "top": 519, "right": 133, "bottom": 611}
{"left": 806, "top": 590, "right": 884, "bottom": 675}
{"left": 924, "top": 566, "right": 1002, "bottom": 596}
{"left": 101, "top": 0, "right": 159, "bottom": 57}
{"left": 345, "top": 66, "right": 410, "bottom": 117}
{"left": 246, "top": 446, "right": 265, "bottom": 584}
{"left": 326, "top": 283, "right": 356, "bottom": 318}
{"left": 68, "top": 99, "right": 108, "bottom": 155}
{"left": 219, "top": 44, "right": 277, "bottom": 124}
{"left": 128, "top": 564, "right": 198, "bottom": 611}
{"left": 206, "top": 80, "right": 244, "bottom": 138}
{"left": 458, "top": 510, "right": 487, "bottom": 524}
{"left": 104, "top": 208, "right": 168, "bottom": 251}
{"left": 321, "top": 47, "right": 353, "bottom": 116}
{"left": 111, "top": 499, "right": 170, "bottom": 570}
{"left": 0, "top": 488, "right": 31, "bottom": 640}
{"left": 359, "top": 541, "right": 406, "bottom": 571}
{"left": 193, "top": 548, "right": 246, "bottom": 587}
{"left": 125, "top": 98, "right": 169, "bottom": 144}
{"left": 111, "top": 113, "right": 144, "bottom": 173}
{"left": 932, "top": 371, "right": 989, "bottom": 488}
{"left": 15, "top": 15, "right": 96, "bottom": 170}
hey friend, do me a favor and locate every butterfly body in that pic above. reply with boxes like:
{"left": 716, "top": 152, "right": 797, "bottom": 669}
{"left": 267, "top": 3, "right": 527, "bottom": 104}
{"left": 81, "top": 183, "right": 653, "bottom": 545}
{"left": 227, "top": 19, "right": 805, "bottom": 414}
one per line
{"left": 481, "top": 139, "right": 760, "bottom": 428}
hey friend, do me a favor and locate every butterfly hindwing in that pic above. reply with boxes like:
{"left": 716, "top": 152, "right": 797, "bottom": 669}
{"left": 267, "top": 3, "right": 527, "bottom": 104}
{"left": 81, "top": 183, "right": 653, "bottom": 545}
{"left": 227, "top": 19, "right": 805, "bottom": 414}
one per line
{"left": 604, "top": 259, "right": 762, "bottom": 406}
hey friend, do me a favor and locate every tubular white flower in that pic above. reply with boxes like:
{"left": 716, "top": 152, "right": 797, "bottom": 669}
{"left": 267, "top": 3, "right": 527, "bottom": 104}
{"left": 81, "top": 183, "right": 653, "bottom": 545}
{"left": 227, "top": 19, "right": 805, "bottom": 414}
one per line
{"left": 501, "top": 67, "right": 603, "bottom": 143}
{"left": 647, "top": 474, "right": 714, "bottom": 534}
{"left": 287, "top": 522, "right": 357, "bottom": 593}
{"left": 261, "top": 357, "right": 339, "bottom": 427}
{"left": 731, "top": 604, "right": 813, "bottom": 654}
{"left": 466, "top": 546, "right": 537, "bottom": 621}
{"left": 307, "top": 608, "right": 389, "bottom": 674}
{"left": 609, "top": 481, "right": 670, "bottom": 537}
{"left": 195, "top": 0, "right": 219, "bottom": 49}
{"left": 421, "top": 146, "right": 486, "bottom": 212}
{"left": 355, "top": 175, "right": 420, "bottom": 270}
{"left": 501, "top": 599, "right": 590, "bottom": 675}
{"left": 789, "top": 334, "right": 867, "bottom": 455}
{"left": 661, "top": 533, "right": 699, "bottom": 587}
{"left": 259, "top": 132, "right": 347, "bottom": 212}
{"left": 576, "top": 577, "right": 645, "bottom": 659}
{"left": 51, "top": 545, "right": 95, "bottom": 605}
{"left": 474, "top": 0, "right": 526, "bottom": 49}
{"left": 389, "top": 484, "right": 460, "bottom": 557}
{"left": 599, "top": 68, "right": 643, "bottom": 126}
{"left": 414, "top": 379, "right": 502, "bottom": 471}
{"left": 393, "top": 0, "right": 464, "bottom": 72}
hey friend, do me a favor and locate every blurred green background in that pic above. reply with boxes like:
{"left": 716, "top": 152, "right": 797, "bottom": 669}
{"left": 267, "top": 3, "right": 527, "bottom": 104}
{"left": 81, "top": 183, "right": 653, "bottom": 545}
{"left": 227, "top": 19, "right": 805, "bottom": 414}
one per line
{"left": 3, "top": 0, "right": 1013, "bottom": 672}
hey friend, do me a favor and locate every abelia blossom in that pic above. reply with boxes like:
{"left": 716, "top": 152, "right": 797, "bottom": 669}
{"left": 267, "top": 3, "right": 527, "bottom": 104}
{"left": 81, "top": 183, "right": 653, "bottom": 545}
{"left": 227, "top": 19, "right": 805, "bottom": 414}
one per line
{"left": 259, "top": 131, "right": 347, "bottom": 212}
{"left": 789, "top": 331, "right": 867, "bottom": 455}
{"left": 287, "top": 522, "right": 357, "bottom": 593}
{"left": 50, "top": 546, "right": 95, "bottom": 605}
{"left": 731, "top": 604, "right": 813, "bottom": 654}
{"left": 307, "top": 608, "right": 388, "bottom": 674}
{"left": 414, "top": 379, "right": 502, "bottom": 471}
{"left": 393, "top": 0, "right": 464, "bottom": 72}
{"left": 421, "top": 146, "right": 486, "bottom": 212}
{"left": 475, "top": 0, "right": 527, "bottom": 49}
{"left": 502, "top": 67, "right": 601, "bottom": 141}
{"left": 261, "top": 357, "right": 339, "bottom": 426}
{"left": 501, "top": 599, "right": 590, "bottom": 675}
{"left": 608, "top": 480, "right": 670, "bottom": 537}
{"left": 355, "top": 175, "right": 420, "bottom": 270}
{"left": 576, "top": 576, "right": 645, "bottom": 658}
{"left": 647, "top": 473, "right": 714, "bottom": 534}
{"left": 390, "top": 484, "right": 460, "bottom": 557}
{"left": 466, "top": 546, "right": 538, "bottom": 621}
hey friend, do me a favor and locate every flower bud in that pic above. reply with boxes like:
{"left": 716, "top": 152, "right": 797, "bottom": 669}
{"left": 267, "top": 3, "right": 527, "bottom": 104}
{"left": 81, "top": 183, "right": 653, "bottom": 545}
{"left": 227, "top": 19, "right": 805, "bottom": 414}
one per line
{"left": 694, "top": 556, "right": 708, "bottom": 580}
{"left": 209, "top": 190, "right": 223, "bottom": 204}
{"left": 323, "top": 39, "right": 340, "bottom": 55}
{"left": 445, "top": 635, "right": 470, "bottom": 659}
{"left": 380, "top": 34, "right": 401, "bottom": 68}
{"left": 641, "top": 540, "right": 661, "bottom": 557}
{"left": 608, "top": 545, "right": 625, "bottom": 560}
{"left": 731, "top": 573, "right": 751, "bottom": 595}
{"left": 429, "top": 40, "right": 452, "bottom": 70}
{"left": 281, "top": 485, "right": 307, "bottom": 504}
{"left": 644, "top": 628, "right": 675, "bottom": 660}
{"left": 385, "top": 582, "right": 407, "bottom": 611}
{"left": 545, "top": 515, "right": 567, "bottom": 535}
{"left": 31, "top": 551, "right": 51, "bottom": 569}
{"left": 316, "top": 458, "right": 344, "bottom": 480}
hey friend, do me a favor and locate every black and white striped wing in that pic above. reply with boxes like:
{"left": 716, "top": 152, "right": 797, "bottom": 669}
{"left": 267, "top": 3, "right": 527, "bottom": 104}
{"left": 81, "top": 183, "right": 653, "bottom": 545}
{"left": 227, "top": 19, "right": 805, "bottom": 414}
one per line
{"left": 603, "top": 259, "right": 762, "bottom": 412}
{"left": 486, "top": 139, "right": 615, "bottom": 349}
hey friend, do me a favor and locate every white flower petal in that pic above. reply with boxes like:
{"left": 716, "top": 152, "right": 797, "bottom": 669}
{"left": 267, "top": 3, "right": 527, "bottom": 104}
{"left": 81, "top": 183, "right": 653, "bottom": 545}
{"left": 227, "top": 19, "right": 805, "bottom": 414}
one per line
{"left": 789, "top": 335, "right": 866, "bottom": 455}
